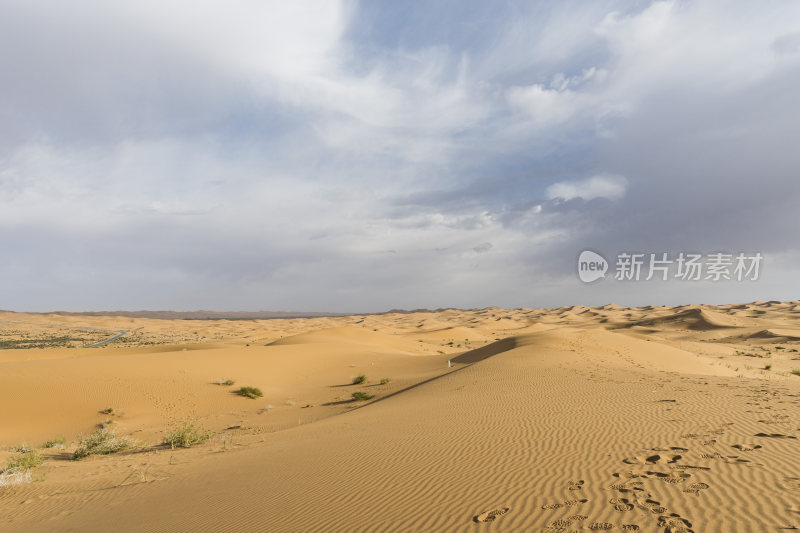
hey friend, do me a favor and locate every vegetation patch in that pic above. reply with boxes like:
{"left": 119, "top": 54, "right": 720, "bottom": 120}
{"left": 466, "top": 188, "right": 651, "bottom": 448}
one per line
{"left": 162, "top": 421, "right": 211, "bottom": 449}
{"left": 351, "top": 391, "right": 373, "bottom": 401}
{"left": 41, "top": 436, "right": 66, "bottom": 448}
{"left": 237, "top": 386, "right": 263, "bottom": 399}
{"left": 6, "top": 450, "right": 44, "bottom": 471}
{"left": 72, "top": 429, "right": 132, "bottom": 460}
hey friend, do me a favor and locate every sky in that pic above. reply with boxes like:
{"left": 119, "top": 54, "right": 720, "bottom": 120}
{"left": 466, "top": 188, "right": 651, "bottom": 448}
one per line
{"left": 1, "top": 0, "right": 799, "bottom": 312}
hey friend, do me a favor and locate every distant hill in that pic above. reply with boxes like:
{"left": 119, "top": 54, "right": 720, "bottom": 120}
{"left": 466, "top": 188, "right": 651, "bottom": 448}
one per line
{"left": 27, "top": 310, "right": 352, "bottom": 320}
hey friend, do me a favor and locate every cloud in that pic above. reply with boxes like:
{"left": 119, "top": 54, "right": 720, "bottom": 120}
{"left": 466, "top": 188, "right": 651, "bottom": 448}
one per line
{"left": 506, "top": 67, "right": 604, "bottom": 128}
{"left": 1, "top": 1, "right": 800, "bottom": 311}
{"left": 546, "top": 174, "right": 628, "bottom": 202}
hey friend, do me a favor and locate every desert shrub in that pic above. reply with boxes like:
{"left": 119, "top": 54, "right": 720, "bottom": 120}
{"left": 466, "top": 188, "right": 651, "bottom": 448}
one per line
{"left": 41, "top": 436, "right": 66, "bottom": 448}
{"left": 99, "top": 407, "right": 114, "bottom": 415}
{"left": 162, "top": 421, "right": 211, "bottom": 449}
{"left": 764, "top": 364, "right": 772, "bottom": 370}
{"left": 380, "top": 377, "right": 391, "bottom": 385}
{"left": 351, "top": 391, "right": 373, "bottom": 401}
{"left": 237, "top": 386, "right": 263, "bottom": 399}
{"left": 72, "top": 429, "right": 131, "bottom": 460}
{"left": 215, "top": 379, "right": 235, "bottom": 386}
{"left": 352, "top": 374, "right": 367, "bottom": 385}
{"left": 6, "top": 450, "right": 43, "bottom": 471}
{"left": 792, "top": 369, "right": 800, "bottom": 376}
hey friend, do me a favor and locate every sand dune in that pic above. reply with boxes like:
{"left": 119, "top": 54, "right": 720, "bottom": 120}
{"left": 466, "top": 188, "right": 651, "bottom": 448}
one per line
{"left": 749, "top": 328, "right": 800, "bottom": 341}
{"left": 267, "top": 325, "right": 436, "bottom": 354}
{"left": 2, "top": 301, "right": 800, "bottom": 531}
{"left": 630, "top": 307, "right": 744, "bottom": 331}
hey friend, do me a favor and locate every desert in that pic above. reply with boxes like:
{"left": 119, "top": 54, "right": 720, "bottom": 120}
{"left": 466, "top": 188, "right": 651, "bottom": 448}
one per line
{"left": 2, "top": 302, "right": 800, "bottom": 531}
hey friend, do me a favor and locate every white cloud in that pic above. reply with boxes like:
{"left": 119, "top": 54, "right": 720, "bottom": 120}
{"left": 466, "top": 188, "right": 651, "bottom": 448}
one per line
{"left": 546, "top": 174, "right": 628, "bottom": 202}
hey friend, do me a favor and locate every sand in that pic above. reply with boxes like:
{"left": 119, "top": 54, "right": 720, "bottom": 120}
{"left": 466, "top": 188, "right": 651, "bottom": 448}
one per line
{"left": 2, "top": 302, "right": 800, "bottom": 531}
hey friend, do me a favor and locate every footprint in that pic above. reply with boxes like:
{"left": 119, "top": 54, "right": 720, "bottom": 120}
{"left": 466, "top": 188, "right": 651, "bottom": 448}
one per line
{"left": 589, "top": 523, "right": 615, "bottom": 530}
{"left": 623, "top": 454, "right": 682, "bottom": 465}
{"left": 682, "top": 482, "right": 709, "bottom": 495}
{"left": 651, "top": 471, "right": 691, "bottom": 484}
{"left": 613, "top": 470, "right": 689, "bottom": 483}
{"left": 616, "top": 485, "right": 646, "bottom": 493}
{"left": 657, "top": 513, "right": 694, "bottom": 533}
{"left": 614, "top": 470, "right": 650, "bottom": 480}
{"left": 673, "top": 464, "right": 710, "bottom": 471}
{"left": 610, "top": 497, "right": 635, "bottom": 512}
{"left": 722, "top": 455, "right": 751, "bottom": 465}
{"left": 542, "top": 498, "right": 588, "bottom": 510}
{"left": 473, "top": 507, "right": 510, "bottom": 523}
{"left": 622, "top": 526, "right": 640, "bottom": 531}
{"left": 635, "top": 498, "right": 667, "bottom": 514}
{"left": 781, "top": 477, "right": 800, "bottom": 490}
{"left": 568, "top": 480, "right": 585, "bottom": 490}
{"left": 544, "top": 518, "right": 572, "bottom": 531}
{"left": 732, "top": 444, "right": 762, "bottom": 451}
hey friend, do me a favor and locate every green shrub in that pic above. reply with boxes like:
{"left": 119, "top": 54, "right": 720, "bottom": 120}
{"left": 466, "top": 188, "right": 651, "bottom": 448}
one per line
{"left": 792, "top": 369, "right": 800, "bottom": 376}
{"left": 237, "top": 386, "right": 263, "bottom": 399}
{"left": 215, "top": 379, "right": 235, "bottom": 386}
{"left": 352, "top": 374, "right": 367, "bottom": 385}
{"left": 162, "top": 421, "right": 211, "bottom": 449}
{"left": 351, "top": 391, "right": 373, "bottom": 401}
{"left": 72, "top": 429, "right": 131, "bottom": 460}
{"left": 380, "top": 377, "right": 391, "bottom": 385}
{"left": 99, "top": 407, "right": 114, "bottom": 415}
{"left": 41, "top": 436, "right": 66, "bottom": 448}
{"left": 764, "top": 364, "right": 772, "bottom": 370}
{"left": 5, "top": 450, "right": 44, "bottom": 471}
